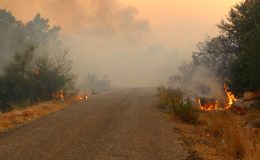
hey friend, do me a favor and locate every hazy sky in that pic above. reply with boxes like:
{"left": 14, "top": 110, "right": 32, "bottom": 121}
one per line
{"left": 122, "top": 0, "right": 239, "bottom": 49}
{"left": 0, "top": 0, "right": 241, "bottom": 87}
{"left": 0, "top": 0, "right": 239, "bottom": 51}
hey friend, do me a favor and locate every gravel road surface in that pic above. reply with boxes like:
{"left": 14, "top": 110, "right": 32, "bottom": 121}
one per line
{"left": 0, "top": 88, "right": 188, "bottom": 160}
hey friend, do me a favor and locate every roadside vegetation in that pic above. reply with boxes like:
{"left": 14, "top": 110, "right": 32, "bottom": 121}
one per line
{"left": 158, "top": 87, "right": 260, "bottom": 160}
{"left": 161, "top": 1, "right": 260, "bottom": 160}
{"left": 0, "top": 100, "right": 67, "bottom": 132}
{"left": 201, "top": 111, "right": 260, "bottom": 160}
{"left": 169, "top": 0, "right": 259, "bottom": 96}
{"left": 0, "top": 10, "right": 112, "bottom": 133}
{"left": 0, "top": 10, "right": 75, "bottom": 112}
{"left": 158, "top": 86, "right": 198, "bottom": 123}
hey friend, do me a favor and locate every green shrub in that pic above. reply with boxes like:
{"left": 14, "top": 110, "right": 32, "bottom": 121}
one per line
{"left": 0, "top": 47, "right": 74, "bottom": 111}
{"left": 172, "top": 100, "right": 198, "bottom": 123}
{"left": 158, "top": 86, "right": 198, "bottom": 123}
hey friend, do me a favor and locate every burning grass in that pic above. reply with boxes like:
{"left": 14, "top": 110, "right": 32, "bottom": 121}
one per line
{"left": 199, "top": 84, "right": 237, "bottom": 111}
{"left": 158, "top": 86, "right": 260, "bottom": 160}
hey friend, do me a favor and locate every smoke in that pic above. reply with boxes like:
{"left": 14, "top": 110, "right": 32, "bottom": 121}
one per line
{"left": 0, "top": 9, "right": 63, "bottom": 73}
{"left": 169, "top": 62, "right": 225, "bottom": 100}
{"left": 41, "top": 0, "right": 179, "bottom": 87}
{"left": 43, "top": 0, "right": 151, "bottom": 39}
{"left": 0, "top": 0, "right": 187, "bottom": 87}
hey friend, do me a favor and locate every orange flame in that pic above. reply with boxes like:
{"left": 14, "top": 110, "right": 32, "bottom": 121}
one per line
{"left": 200, "top": 84, "right": 237, "bottom": 111}
{"left": 52, "top": 90, "right": 64, "bottom": 101}
{"left": 199, "top": 99, "right": 221, "bottom": 111}
{"left": 76, "top": 95, "right": 89, "bottom": 101}
{"left": 58, "top": 90, "right": 64, "bottom": 101}
{"left": 224, "top": 84, "right": 237, "bottom": 109}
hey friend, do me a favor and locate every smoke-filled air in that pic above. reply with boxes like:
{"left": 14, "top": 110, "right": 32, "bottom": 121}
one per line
{"left": 0, "top": 0, "right": 239, "bottom": 89}
{"left": 1, "top": 0, "right": 259, "bottom": 104}
{"left": 0, "top": 1, "right": 260, "bottom": 159}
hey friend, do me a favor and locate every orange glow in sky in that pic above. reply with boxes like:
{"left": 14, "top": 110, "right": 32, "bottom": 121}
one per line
{"left": 0, "top": 0, "right": 241, "bottom": 52}
{"left": 121, "top": 0, "right": 240, "bottom": 49}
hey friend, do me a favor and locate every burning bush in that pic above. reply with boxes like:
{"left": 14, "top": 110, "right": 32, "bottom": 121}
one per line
{"left": 158, "top": 86, "right": 198, "bottom": 123}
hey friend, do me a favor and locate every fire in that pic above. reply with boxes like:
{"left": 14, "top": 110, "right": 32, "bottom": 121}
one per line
{"left": 224, "top": 84, "right": 237, "bottom": 109}
{"left": 52, "top": 90, "right": 64, "bottom": 101}
{"left": 78, "top": 96, "right": 83, "bottom": 100}
{"left": 76, "top": 94, "right": 89, "bottom": 101}
{"left": 199, "top": 99, "right": 221, "bottom": 110}
{"left": 200, "top": 84, "right": 237, "bottom": 110}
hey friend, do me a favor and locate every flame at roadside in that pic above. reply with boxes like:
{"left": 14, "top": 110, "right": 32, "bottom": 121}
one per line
{"left": 76, "top": 94, "right": 89, "bottom": 101}
{"left": 224, "top": 84, "right": 237, "bottom": 109}
{"left": 199, "top": 99, "right": 221, "bottom": 110}
{"left": 199, "top": 84, "right": 237, "bottom": 111}
{"left": 52, "top": 90, "right": 64, "bottom": 101}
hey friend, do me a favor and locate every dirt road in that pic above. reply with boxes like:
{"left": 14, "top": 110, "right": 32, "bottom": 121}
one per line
{"left": 0, "top": 88, "right": 188, "bottom": 160}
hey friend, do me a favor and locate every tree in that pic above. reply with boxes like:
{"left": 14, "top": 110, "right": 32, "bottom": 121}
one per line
{"left": 218, "top": 0, "right": 260, "bottom": 93}
{"left": 0, "top": 9, "right": 24, "bottom": 70}
{"left": 192, "top": 36, "right": 238, "bottom": 82}
{"left": 0, "top": 11, "right": 74, "bottom": 111}
{"left": 0, "top": 10, "right": 62, "bottom": 73}
{"left": 0, "top": 47, "right": 74, "bottom": 111}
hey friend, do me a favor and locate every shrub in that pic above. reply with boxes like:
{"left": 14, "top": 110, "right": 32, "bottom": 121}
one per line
{"left": 172, "top": 100, "right": 198, "bottom": 123}
{"left": 158, "top": 86, "right": 198, "bottom": 123}
{"left": 0, "top": 47, "right": 74, "bottom": 111}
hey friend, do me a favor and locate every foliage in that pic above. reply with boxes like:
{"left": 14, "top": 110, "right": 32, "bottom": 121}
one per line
{"left": 192, "top": 36, "right": 238, "bottom": 82}
{"left": 0, "top": 10, "right": 74, "bottom": 111}
{"left": 158, "top": 86, "right": 198, "bottom": 123}
{"left": 0, "top": 46, "right": 74, "bottom": 112}
{"left": 218, "top": 0, "right": 260, "bottom": 93}
{"left": 0, "top": 9, "right": 62, "bottom": 72}
{"left": 170, "top": 0, "right": 260, "bottom": 96}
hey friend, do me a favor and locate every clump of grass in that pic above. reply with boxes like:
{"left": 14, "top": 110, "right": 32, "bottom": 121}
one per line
{"left": 202, "top": 111, "right": 260, "bottom": 160}
{"left": 158, "top": 86, "right": 198, "bottom": 123}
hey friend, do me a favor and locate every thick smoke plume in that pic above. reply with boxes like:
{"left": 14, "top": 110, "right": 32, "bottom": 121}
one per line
{"left": 169, "top": 63, "right": 225, "bottom": 100}
{"left": 1, "top": 0, "right": 182, "bottom": 87}
{"left": 45, "top": 0, "right": 168, "bottom": 87}
{"left": 45, "top": 0, "right": 151, "bottom": 40}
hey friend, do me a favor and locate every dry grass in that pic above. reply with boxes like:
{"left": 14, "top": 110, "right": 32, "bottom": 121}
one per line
{"left": 200, "top": 111, "right": 260, "bottom": 160}
{"left": 159, "top": 86, "right": 260, "bottom": 160}
{"left": 171, "top": 110, "right": 260, "bottom": 160}
{"left": 158, "top": 86, "right": 198, "bottom": 123}
{"left": 158, "top": 86, "right": 183, "bottom": 107}
{"left": 0, "top": 97, "right": 79, "bottom": 132}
